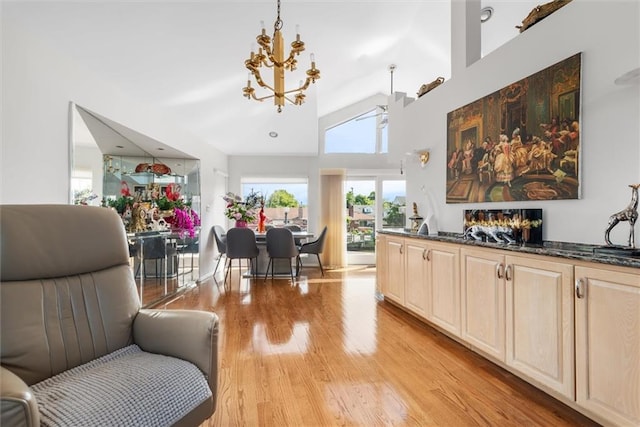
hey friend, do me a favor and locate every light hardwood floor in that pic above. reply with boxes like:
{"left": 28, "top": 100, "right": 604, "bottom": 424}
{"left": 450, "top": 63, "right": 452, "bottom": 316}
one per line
{"left": 157, "top": 265, "right": 600, "bottom": 427}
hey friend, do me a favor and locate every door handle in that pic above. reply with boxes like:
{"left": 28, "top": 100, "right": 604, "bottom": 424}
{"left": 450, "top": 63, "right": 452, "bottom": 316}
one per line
{"left": 496, "top": 263, "right": 504, "bottom": 279}
{"left": 575, "top": 278, "right": 585, "bottom": 299}
{"left": 399, "top": 244, "right": 403, "bottom": 255}
{"left": 505, "top": 265, "right": 512, "bottom": 281}
{"left": 422, "top": 248, "right": 428, "bottom": 260}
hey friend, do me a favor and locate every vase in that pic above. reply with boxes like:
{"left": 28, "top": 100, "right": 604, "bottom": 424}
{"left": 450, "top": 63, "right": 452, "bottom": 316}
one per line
{"left": 257, "top": 207, "right": 266, "bottom": 233}
{"left": 235, "top": 220, "right": 248, "bottom": 228}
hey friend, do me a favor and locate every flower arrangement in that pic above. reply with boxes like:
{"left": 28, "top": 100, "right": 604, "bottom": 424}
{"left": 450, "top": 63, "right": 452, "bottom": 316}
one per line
{"left": 108, "top": 180, "right": 200, "bottom": 236}
{"left": 223, "top": 191, "right": 263, "bottom": 224}
{"left": 166, "top": 206, "right": 201, "bottom": 238}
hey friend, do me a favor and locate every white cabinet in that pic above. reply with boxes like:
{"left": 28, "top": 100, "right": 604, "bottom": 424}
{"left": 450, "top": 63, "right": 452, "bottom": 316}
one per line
{"left": 461, "top": 247, "right": 506, "bottom": 361}
{"left": 377, "top": 237, "right": 458, "bottom": 332}
{"left": 404, "top": 239, "right": 430, "bottom": 319}
{"left": 505, "top": 254, "right": 574, "bottom": 399}
{"left": 427, "top": 242, "right": 461, "bottom": 336}
{"left": 575, "top": 264, "right": 640, "bottom": 425}
{"left": 376, "top": 232, "right": 640, "bottom": 426}
{"left": 462, "top": 248, "right": 574, "bottom": 398}
{"left": 384, "top": 236, "right": 405, "bottom": 305}
{"left": 375, "top": 234, "right": 387, "bottom": 296}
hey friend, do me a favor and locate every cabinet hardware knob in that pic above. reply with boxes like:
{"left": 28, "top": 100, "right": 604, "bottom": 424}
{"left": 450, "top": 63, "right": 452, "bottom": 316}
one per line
{"left": 422, "top": 249, "right": 428, "bottom": 260}
{"left": 426, "top": 249, "right": 432, "bottom": 261}
{"left": 575, "top": 278, "right": 585, "bottom": 299}
{"left": 496, "top": 263, "right": 504, "bottom": 279}
{"left": 505, "top": 265, "right": 513, "bottom": 281}
{"left": 399, "top": 244, "right": 403, "bottom": 255}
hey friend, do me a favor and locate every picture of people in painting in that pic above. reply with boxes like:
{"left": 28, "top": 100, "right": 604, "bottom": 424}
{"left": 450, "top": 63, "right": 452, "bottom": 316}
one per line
{"left": 446, "top": 53, "right": 581, "bottom": 203}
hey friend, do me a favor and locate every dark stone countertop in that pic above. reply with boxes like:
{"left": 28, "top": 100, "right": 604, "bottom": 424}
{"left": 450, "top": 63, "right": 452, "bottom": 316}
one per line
{"left": 377, "top": 229, "right": 640, "bottom": 270}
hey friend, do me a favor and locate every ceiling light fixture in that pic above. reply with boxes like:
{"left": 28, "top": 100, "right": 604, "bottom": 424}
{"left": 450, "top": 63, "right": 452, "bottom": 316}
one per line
{"left": 242, "top": 0, "right": 320, "bottom": 113}
{"left": 481, "top": 6, "right": 494, "bottom": 23}
{"left": 268, "top": 131, "right": 279, "bottom": 138}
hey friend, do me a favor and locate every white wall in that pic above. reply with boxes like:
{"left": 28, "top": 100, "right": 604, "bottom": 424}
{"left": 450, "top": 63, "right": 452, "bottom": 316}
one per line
{"left": 391, "top": 0, "right": 640, "bottom": 245}
{"left": 1, "top": 19, "right": 228, "bottom": 278}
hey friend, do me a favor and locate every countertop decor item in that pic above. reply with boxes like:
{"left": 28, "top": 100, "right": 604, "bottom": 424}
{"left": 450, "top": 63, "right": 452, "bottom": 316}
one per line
{"left": 409, "top": 202, "right": 424, "bottom": 232}
{"left": 604, "top": 183, "right": 639, "bottom": 248}
{"left": 463, "top": 209, "right": 543, "bottom": 245}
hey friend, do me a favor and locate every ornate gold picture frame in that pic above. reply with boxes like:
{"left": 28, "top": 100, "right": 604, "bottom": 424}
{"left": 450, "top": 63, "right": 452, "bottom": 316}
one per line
{"left": 446, "top": 53, "right": 581, "bottom": 203}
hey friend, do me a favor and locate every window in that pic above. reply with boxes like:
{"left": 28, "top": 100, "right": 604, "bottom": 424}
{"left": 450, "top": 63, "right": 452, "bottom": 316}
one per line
{"left": 241, "top": 178, "right": 308, "bottom": 230}
{"left": 382, "top": 180, "right": 406, "bottom": 228}
{"left": 71, "top": 170, "right": 98, "bottom": 205}
{"left": 325, "top": 107, "right": 388, "bottom": 154}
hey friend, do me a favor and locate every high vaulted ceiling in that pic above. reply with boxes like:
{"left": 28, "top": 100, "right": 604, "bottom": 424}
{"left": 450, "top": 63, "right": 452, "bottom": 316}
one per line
{"left": 4, "top": 1, "right": 541, "bottom": 156}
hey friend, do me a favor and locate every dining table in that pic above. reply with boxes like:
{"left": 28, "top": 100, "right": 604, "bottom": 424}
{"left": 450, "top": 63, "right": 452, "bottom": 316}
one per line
{"left": 249, "top": 230, "right": 315, "bottom": 276}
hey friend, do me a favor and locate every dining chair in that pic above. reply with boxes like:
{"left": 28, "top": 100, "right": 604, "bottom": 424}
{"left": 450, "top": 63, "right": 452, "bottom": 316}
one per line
{"left": 284, "top": 224, "right": 303, "bottom": 245}
{"left": 224, "top": 227, "right": 259, "bottom": 285}
{"left": 297, "top": 226, "right": 328, "bottom": 277}
{"left": 176, "top": 235, "right": 199, "bottom": 276}
{"left": 212, "top": 225, "right": 227, "bottom": 275}
{"left": 133, "top": 235, "right": 178, "bottom": 279}
{"left": 264, "top": 228, "right": 299, "bottom": 282}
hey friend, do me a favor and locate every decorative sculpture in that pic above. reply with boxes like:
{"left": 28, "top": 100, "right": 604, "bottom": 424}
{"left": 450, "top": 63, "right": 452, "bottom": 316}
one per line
{"left": 417, "top": 77, "right": 444, "bottom": 98}
{"left": 605, "top": 184, "right": 639, "bottom": 248}
{"left": 409, "top": 202, "right": 423, "bottom": 232}
{"left": 516, "top": 0, "right": 572, "bottom": 33}
{"left": 464, "top": 224, "right": 516, "bottom": 245}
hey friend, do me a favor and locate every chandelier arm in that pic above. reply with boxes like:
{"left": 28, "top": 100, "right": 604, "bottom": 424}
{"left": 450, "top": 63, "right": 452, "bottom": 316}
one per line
{"left": 283, "top": 50, "right": 302, "bottom": 66}
{"left": 253, "top": 74, "right": 275, "bottom": 93}
{"left": 282, "top": 78, "right": 312, "bottom": 95}
{"left": 259, "top": 43, "right": 273, "bottom": 58}
{"left": 261, "top": 57, "right": 276, "bottom": 68}
{"left": 253, "top": 93, "right": 276, "bottom": 102}
{"left": 283, "top": 94, "right": 298, "bottom": 104}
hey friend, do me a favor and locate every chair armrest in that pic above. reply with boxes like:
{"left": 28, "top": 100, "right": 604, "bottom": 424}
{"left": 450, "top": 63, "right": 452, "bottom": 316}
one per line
{"left": 1, "top": 366, "right": 40, "bottom": 427}
{"left": 133, "top": 309, "right": 219, "bottom": 391}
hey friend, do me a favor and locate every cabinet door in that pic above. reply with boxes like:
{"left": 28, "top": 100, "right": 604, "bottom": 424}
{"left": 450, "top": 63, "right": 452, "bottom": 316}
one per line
{"left": 505, "top": 255, "right": 574, "bottom": 399}
{"left": 575, "top": 265, "right": 640, "bottom": 425}
{"left": 404, "top": 240, "right": 429, "bottom": 319}
{"left": 384, "top": 237, "right": 405, "bottom": 304}
{"left": 461, "top": 248, "right": 505, "bottom": 361}
{"left": 428, "top": 242, "right": 461, "bottom": 336}
{"left": 375, "top": 234, "right": 387, "bottom": 296}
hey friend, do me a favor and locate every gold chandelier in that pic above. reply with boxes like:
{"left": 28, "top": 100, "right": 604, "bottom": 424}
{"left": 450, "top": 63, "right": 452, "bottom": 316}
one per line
{"left": 242, "top": 0, "right": 320, "bottom": 113}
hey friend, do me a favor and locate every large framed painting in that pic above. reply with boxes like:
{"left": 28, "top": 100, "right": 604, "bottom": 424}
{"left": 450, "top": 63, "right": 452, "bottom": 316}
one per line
{"left": 446, "top": 53, "right": 581, "bottom": 203}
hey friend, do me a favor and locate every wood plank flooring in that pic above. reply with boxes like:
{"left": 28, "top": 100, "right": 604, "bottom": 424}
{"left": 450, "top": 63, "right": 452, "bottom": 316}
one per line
{"left": 157, "top": 265, "right": 600, "bottom": 427}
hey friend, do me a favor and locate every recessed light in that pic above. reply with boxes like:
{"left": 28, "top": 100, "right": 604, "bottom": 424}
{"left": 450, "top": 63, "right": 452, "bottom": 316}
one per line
{"left": 481, "top": 6, "right": 493, "bottom": 23}
{"left": 157, "top": 147, "right": 165, "bottom": 151}
{"left": 269, "top": 131, "right": 278, "bottom": 138}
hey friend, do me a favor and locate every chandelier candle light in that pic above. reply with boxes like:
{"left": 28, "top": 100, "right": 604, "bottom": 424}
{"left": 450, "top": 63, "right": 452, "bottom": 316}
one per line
{"left": 243, "top": 0, "right": 320, "bottom": 112}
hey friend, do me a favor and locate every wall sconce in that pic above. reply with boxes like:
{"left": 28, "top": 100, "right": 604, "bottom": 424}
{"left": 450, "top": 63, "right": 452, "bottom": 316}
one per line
{"left": 418, "top": 150, "right": 430, "bottom": 168}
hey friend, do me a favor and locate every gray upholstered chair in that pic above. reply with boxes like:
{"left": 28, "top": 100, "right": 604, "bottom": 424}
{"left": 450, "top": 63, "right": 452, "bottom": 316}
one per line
{"left": 297, "top": 225, "right": 328, "bottom": 277}
{"left": 0, "top": 204, "right": 218, "bottom": 427}
{"left": 264, "top": 227, "right": 299, "bottom": 282}
{"left": 212, "top": 225, "right": 227, "bottom": 275}
{"left": 284, "top": 224, "right": 303, "bottom": 245}
{"left": 224, "top": 227, "right": 259, "bottom": 283}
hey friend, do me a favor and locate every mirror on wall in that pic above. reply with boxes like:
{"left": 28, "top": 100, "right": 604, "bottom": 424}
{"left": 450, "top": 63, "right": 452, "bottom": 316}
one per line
{"left": 70, "top": 103, "right": 201, "bottom": 307}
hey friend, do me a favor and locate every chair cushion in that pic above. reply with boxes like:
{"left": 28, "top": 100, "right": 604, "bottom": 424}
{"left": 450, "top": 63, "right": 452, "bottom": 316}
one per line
{"left": 31, "top": 345, "right": 212, "bottom": 427}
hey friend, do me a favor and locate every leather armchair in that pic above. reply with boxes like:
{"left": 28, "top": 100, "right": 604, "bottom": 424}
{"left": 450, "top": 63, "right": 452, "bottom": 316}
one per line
{"left": 0, "top": 204, "right": 218, "bottom": 427}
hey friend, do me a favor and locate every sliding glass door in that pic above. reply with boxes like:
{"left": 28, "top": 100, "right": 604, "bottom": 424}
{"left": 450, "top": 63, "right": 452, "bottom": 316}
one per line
{"left": 344, "top": 177, "right": 405, "bottom": 265}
